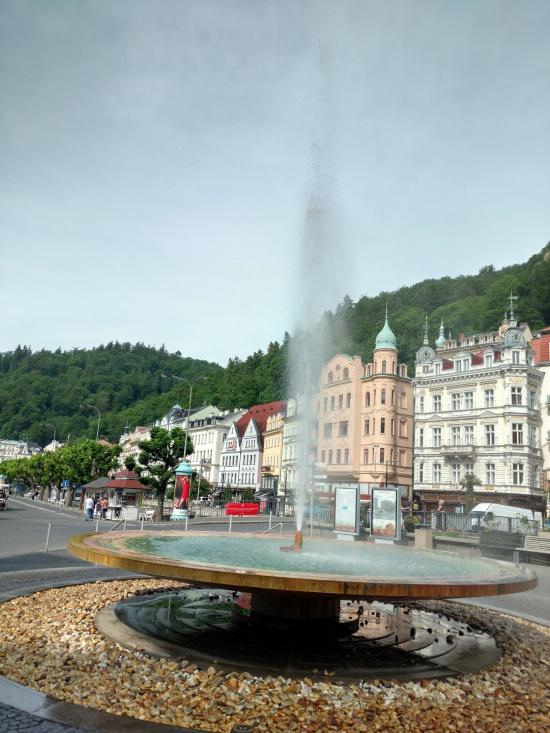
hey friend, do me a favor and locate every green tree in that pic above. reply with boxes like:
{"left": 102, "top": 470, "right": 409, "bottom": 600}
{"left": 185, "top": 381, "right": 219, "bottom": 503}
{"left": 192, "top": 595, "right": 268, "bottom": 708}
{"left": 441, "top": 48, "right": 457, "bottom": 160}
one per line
{"left": 460, "top": 473, "right": 482, "bottom": 512}
{"left": 136, "top": 427, "right": 193, "bottom": 521}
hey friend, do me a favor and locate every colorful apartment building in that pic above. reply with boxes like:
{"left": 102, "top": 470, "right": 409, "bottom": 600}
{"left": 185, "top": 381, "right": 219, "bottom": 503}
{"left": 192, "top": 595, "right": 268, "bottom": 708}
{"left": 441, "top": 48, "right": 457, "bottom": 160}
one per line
{"left": 316, "top": 315, "right": 414, "bottom": 491}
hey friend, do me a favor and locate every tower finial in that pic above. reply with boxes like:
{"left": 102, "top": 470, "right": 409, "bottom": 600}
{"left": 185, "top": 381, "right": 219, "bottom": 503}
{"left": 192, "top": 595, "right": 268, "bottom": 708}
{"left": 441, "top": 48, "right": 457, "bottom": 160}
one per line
{"left": 509, "top": 291, "right": 518, "bottom": 324}
{"left": 423, "top": 314, "right": 429, "bottom": 345}
{"left": 385, "top": 302, "right": 389, "bottom": 321}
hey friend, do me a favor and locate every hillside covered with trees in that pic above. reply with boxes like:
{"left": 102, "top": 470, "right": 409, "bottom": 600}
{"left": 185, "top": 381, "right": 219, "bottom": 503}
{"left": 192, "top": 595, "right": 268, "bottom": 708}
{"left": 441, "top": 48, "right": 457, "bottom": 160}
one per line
{"left": 1, "top": 243, "right": 549, "bottom": 445}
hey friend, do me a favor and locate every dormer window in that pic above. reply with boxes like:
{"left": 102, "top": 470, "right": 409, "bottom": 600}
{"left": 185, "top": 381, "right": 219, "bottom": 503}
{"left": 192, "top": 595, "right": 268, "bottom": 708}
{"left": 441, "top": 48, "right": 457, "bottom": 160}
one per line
{"left": 485, "top": 353, "right": 493, "bottom": 368}
{"left": 343, "top": 367, "right": 349, "bottom": 381}
{"left": 512, "top": 351, "right": 520, "bottom": 364}
{"left": 328, "top": 371, "right": 333, "bottom": 384}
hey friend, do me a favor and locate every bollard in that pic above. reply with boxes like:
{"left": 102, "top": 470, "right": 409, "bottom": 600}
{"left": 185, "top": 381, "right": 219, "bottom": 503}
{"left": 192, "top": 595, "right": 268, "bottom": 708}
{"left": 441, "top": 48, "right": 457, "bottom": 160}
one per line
{"left": 185, "top": 516, "right": 188, "bottom": 531}
{"left": 268, "top": 512, "right": 272, "bottom": 531}
{"left": 44, "top": 523, "right": 52, "bottom": 553}
{"left": 123, "top": 518, "right": 127, "bottom": 531}
{"left": 140, "top": 516, "right": 145, "bottom": 531}
{"left": 95, "top": 518, "right": 99, "bottom": 533}
{"left": 229, "top": 515, "right": 233, "bottom": 533}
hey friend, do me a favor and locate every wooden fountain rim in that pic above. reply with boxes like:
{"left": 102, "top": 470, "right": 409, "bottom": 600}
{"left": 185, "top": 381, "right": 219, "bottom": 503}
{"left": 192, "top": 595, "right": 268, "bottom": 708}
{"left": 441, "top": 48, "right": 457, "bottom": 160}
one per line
{"left": 68, "top": 530, "right": 538, "bottom": 601}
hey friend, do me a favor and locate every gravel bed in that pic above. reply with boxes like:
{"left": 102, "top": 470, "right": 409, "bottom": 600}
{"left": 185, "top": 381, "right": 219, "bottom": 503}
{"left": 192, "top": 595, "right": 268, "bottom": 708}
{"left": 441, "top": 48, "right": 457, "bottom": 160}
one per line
{"left": 1, "top": 579, "right": 550, "bottom": 733}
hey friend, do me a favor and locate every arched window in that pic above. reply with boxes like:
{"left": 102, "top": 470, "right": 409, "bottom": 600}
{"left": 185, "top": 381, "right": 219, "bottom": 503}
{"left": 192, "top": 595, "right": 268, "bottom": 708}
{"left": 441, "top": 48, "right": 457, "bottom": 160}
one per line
{"left": 367, "top": 365, "right": 372, "bottom": 376}
{"left": 346, "top": 392, "right": 351, "bottom": 408}
{"left": 382, "top": 360, "right": 387, "bottom": 374}
{"left": 381, "top": 388, "right": 386, "bottom": 404}
{"left": 328, "top": 371, "right": 333, "bottom": 384}
{"left": 392, "top": 361, "right": 396, "bottom": 374}
{"left": 343, "top": 367, "right": 349, "bottom": 381}
{"left": 391, "top": 389, "right": 395, "bottom": 405}
{"left": 365, "top": 392, "right": 371, "bottom": 407}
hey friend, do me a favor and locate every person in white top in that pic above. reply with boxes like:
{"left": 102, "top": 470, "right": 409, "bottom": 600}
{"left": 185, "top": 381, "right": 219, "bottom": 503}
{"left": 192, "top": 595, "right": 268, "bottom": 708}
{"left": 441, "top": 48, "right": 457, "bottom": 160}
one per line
{"left": 84, "top": 495, "right": 94, "bottom": 521}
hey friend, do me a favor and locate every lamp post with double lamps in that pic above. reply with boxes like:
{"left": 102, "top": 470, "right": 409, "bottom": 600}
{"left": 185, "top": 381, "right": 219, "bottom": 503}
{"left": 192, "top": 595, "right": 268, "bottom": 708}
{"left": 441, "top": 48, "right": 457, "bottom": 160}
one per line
{"left": 81, "top": 404, "right": 101, "bottom": 441}
{"left": 161, "top": 374, "right": 207, "bottom": 458}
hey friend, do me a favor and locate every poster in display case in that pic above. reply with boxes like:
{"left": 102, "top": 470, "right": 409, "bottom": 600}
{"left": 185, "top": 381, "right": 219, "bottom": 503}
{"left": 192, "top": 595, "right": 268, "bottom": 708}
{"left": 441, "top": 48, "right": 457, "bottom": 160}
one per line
{"left": 334, "top": 485, "right": 359, "bottom": 538}
{"left": 371, "top": 487, "right": 401, "bottom": 542}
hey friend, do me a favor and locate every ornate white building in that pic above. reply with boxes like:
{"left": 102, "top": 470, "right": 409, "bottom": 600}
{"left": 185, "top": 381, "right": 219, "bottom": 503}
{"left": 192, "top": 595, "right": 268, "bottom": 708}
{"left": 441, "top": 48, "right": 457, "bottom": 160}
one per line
{"left": 413, "top": 306, "right": 544, "bottom": 512}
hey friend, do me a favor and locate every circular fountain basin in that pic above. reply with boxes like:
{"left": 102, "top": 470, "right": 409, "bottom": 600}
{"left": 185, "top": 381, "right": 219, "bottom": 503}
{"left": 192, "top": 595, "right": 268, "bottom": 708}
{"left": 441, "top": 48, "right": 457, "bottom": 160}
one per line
{"left": 69, "top": 530, "right": 537, "bottom": 601}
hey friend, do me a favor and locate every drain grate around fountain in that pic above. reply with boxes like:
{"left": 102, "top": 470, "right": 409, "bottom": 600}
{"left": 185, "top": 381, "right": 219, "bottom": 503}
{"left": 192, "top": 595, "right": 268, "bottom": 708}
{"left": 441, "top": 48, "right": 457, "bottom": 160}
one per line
{"left": 99, "top": 588, "right": 500, "bottom": 681}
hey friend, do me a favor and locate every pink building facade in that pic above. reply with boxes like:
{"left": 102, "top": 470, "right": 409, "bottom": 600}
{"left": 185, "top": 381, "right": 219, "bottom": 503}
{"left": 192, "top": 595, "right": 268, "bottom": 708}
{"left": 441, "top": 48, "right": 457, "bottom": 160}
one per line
{"left": 316, "top": 316, "right": 414, "bottom": 492}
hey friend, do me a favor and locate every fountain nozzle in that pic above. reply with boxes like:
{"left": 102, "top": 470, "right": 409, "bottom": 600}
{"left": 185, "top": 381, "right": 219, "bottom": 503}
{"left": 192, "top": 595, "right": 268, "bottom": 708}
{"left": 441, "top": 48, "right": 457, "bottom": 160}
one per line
{"left": 280, "top": 530, "right": 303, "bottom": 553}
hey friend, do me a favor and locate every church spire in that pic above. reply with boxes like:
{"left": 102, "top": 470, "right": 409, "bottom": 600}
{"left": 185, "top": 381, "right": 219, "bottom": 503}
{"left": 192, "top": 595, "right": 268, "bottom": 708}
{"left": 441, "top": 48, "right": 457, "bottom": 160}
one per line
{"left": 423, "top": 314, "right": 429, "bottom": 345}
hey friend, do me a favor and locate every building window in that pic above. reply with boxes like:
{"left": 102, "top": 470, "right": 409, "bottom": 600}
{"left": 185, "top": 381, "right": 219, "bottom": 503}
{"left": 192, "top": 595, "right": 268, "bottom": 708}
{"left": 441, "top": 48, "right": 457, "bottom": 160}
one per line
{"left": 328, "top": 371, "right": 333, "bottom": 384}
{"left": 452, "top": 464, "right": 461, "bottom": 483}
{"left": 529, "top": 391, "right": 536, "bottom": 409}
{"left": 400, "top": 392, "right": 406, "bottom": 408}
{"left": 435, "top": 363, "right": 441, "bottom": 374}
{"left": 512, "top": 351, "right": 520, "bottom": 364}
{"left": 485, "top": 424, "right": 495, "bottom": 446}
{"left": 381, "top": 388, "right": 386, "bottom": 404}
{"left": 463, "top": 358, "right": 470, "bottom": 371}
{"left": 451, "top": 393, "right": 461, "bottom": 410}
{"left": 365, "top": 392, "right": 371, "bottom": 407}
{"left": 418, "top": 396, "right": 424, "bottom": 413}
{"left": 346, "top": 392, "right": 351, "bottom": 408}
{"left": 343, "top": 367, "right": 349, "bottom": 380}
{"left": 338, "top": 394, "right": 343, "bottom": 409}
{"left": 330, "top": 396, "right": 335, "bottom": 410}
{"left": 399, "top": 420, "right": 407, "bottom": 438}
{"left": 323, "top": 397, "right": 328, "bottom": 412}
{"left": 464, "top": 463, "right": 473, "bottom": 475}
{"left": 336, "top": 449, "right": 341, "bottom": 464}
{"left": 380, "top": 418, "right": 386, "bottom": 434}
{"left": 485, "top": 353, "right": 493, "bottom": 368}
{"left": 512, "top": 463, "right": 524, "bottom": 485}
{"left": 486, "top": 463, "right": 495, "bottom": 484}
{"left": 380, "top": 447, "right": 385, "bottom": 464}
{"left": 344, "top": 448, "right": 349, "bottom": 464}
{"left": 463, "top": 392, "right": 473, "bottom": 410}
{"left": 511, "top": 387, "right": 522, "bottom": 405}
{"left": 364, "top": 419, "right": 369, "bottom": 436}
{"left": 432, "top": 427, "right": 441, "bottom": 447}
{"left": 456, "top": 361, "right": 462, "bottom": 372}
{"left": 512, "top": 423, "right": 523, "bottom": 445}
{"left": 433, "top": 463, "right": 441, "bottom": 483}
{"left": 451, "top": 426, "right": 461, "bottom": 446}
{"left": 464, "top": 425, "right": 474, "bottom": 445}
{"left": 339, "top": 421, "right": 348, "bottom": 437}
{"left": 433, "top": 394, "right": 442, "bottom": 412}
{"left": 363, "top": 448, "right": 368, "bottom": 464}
{"left": 418, "top": 428, "right": 424, "bottom": 447}
{"left": 381, "top": 360, "right": 386, "bottom": 374}
{"left": 328, "top": 449, "right": 333, "bottom": 464}
{"left": 484, "top": 389, "right": 494, "bottom": 408}
{"left": 391, "top": 418, "right": 395, "bottom": 435}
{"left": 391, "top": 389, "right": 395, "bottom": 405}
{"left": 399, "top": 450, "right": 405, "bottom": 466}
{"left": 323, "top": 423, "right": 332, "bottom": 439}
{"left": 418, "top": 463, "right": 424, "bottom": 482}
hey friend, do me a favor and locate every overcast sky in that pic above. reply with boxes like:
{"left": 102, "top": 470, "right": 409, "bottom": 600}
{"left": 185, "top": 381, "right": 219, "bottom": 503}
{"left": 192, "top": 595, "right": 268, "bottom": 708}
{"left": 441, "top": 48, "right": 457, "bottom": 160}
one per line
{"left": 1, "top": 0, "right": 549, "bottom": 365}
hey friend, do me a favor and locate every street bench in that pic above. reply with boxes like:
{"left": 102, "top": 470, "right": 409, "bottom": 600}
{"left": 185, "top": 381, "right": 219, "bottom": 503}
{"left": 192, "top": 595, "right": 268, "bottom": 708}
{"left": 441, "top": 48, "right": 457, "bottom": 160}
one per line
{"left": 513, "top": 534, "right": 550, "bottom": 565}
{"left": 480, "top": 530, "right": 524, "bottom": 560}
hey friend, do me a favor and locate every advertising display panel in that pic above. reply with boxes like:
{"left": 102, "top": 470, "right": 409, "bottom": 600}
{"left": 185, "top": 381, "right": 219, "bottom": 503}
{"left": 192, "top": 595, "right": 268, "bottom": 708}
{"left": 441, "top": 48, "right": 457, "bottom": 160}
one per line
{"left": 371, "top": 487, "right": 401, "bottom": 542}
{"left": 334, "top": 485, "right": 359, "bottom": 538}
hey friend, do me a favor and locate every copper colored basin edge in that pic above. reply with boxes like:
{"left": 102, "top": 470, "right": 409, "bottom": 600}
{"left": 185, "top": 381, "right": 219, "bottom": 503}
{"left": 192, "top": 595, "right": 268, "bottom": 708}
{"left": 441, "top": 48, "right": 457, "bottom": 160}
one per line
{"left": 68, "top": 532, "right": 538, "bottom": 601}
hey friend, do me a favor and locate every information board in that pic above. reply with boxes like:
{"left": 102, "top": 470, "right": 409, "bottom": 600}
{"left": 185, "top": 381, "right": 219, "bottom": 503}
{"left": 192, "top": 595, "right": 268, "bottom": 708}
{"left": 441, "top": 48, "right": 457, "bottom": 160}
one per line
{"left": 371, "top": 488, "right": 401, "bottom": 541}
{"left": 334, "top": 486, "right": 359, "bottom": 536}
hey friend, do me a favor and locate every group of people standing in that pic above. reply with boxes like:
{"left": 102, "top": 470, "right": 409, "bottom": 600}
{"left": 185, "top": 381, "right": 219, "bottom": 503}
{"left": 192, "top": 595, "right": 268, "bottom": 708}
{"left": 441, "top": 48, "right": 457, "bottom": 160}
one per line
{"left": 83, "top": 495, "right": 108, "bottom": 521}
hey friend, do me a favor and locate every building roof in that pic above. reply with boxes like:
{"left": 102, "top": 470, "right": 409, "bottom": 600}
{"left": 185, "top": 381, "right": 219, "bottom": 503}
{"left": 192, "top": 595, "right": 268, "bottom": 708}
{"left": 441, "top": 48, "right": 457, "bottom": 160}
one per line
{"left": 532, "top": 326, "right": 550, "bottom": 364}
{"left": 375, "top": 315, "right": 397, "bottom": 350}
{"left": 102, "top": 469, "right": 148, "bottom": 491}
{"left": 235, "top": 400, "right": 287, "bottom": 439}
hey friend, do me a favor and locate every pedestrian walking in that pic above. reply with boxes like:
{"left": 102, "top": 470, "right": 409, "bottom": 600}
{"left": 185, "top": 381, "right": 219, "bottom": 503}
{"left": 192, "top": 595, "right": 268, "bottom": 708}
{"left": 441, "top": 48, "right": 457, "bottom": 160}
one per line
{"left": 84, "top": 495, "right": 94, "bottom": 521}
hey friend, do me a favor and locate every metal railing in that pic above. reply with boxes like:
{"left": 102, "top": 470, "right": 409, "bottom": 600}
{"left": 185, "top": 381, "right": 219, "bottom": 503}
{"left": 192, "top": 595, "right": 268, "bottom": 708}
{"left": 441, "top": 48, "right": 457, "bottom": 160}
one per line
{"left": 408, "top": 510, "right": 539, "bottom": 535}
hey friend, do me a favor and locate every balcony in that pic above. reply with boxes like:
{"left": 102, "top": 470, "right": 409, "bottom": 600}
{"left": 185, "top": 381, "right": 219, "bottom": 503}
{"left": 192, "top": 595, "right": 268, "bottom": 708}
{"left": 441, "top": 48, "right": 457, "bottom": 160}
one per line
{"left": 440, "top": 443, "right": 476, "bottom": 459}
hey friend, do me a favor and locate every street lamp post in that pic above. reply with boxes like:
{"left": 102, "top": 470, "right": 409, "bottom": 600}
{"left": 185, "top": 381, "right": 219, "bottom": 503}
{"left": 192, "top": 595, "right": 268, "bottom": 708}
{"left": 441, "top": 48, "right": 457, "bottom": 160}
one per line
{"left": 45, "top": 423, "right": 57, "bottom": 446}
{"left": 81, "top": 404, "right": 101, "bottom": 441}
{"left": 161, "top": 374, "right": 207, "bottom": 458}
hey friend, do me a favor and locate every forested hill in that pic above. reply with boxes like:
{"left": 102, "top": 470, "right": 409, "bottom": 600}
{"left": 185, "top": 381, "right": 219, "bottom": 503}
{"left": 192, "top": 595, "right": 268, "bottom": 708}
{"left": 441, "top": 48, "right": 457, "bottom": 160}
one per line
{"left": 1, "top": 243, "right": 549, "bottom": 445}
